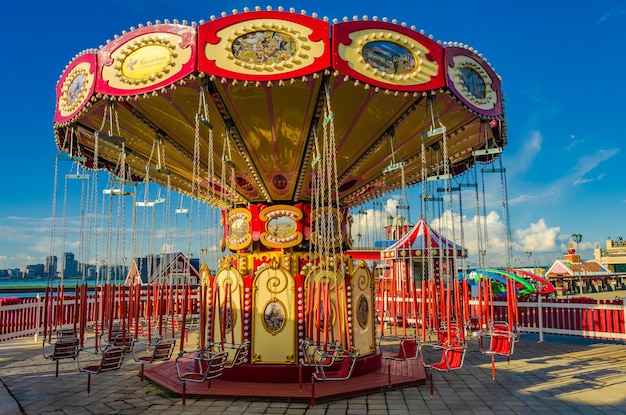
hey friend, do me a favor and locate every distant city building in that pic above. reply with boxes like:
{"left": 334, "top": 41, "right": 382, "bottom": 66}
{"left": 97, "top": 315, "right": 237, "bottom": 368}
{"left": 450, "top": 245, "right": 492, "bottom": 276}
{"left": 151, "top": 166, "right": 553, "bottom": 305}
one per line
{"left": 594, "top": 237, "right": 626, "bottom": 272}
{"left": 25, "top": 264, "right": 45, "bottom": 279}
{"left": 63, "top": 252, "right": 78, "bottom": 278}
{"left": 45, "top": 256, "right": 58, "bottom": 279}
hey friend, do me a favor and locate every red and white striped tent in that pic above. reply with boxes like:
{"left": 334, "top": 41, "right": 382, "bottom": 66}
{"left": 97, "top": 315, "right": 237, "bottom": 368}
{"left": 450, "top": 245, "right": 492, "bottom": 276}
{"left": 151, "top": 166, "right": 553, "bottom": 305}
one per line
{"left": 381, "top": 215, "right": 467, "bottom": 260}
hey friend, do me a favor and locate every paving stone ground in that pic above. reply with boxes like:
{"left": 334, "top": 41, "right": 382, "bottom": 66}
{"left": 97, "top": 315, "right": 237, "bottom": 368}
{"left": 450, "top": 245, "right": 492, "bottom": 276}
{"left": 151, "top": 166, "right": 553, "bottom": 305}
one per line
{"left": 1, "top": 333, "right": 625, "bottom": 414}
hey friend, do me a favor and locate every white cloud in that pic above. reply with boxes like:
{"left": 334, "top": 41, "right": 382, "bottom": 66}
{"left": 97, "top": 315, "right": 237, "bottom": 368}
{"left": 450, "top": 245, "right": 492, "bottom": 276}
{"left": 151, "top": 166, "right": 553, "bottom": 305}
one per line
{"left": 596, "top": 7, "right": 625, "bottom": 25}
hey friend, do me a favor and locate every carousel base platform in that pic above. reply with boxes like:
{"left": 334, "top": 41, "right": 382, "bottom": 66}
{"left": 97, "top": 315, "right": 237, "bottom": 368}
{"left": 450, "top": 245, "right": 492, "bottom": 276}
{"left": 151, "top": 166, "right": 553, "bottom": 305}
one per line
{"left": 143, "top": 356, "right": 426, "bottom": 403}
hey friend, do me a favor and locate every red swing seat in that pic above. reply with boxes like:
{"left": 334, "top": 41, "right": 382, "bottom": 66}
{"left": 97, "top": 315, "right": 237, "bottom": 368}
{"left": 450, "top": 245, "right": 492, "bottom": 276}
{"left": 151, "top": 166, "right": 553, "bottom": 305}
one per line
{"left": 421, "top": 339, "right": 467, "bottom": 396}
{"left": 43, "top": 331, "right": 80, "bottom": 378}
{"left": 479, "top": 322, "right": 516, "bottom": 380}
{"left": 175, "top": 349, "right": 228, "bottom": 407}
{"left": 382, "top": 336, "right": 419, "bottom": 361}
{"left": 311, "top": 347, "right": 359, "bottom": 382}
{"left": 132, "top": 338, "right": 176, "bottom": 382}
{"left": 77, "top": 346, "right": 126, "bottom": 394}
{"left": 222, "top": 340, "right": 251, "bottom": 369}
{"left": 310, "top": 347, "right": 360, "bottom": 406}
{"left": 298, "top": 339, "right": 341, "bottom": 391}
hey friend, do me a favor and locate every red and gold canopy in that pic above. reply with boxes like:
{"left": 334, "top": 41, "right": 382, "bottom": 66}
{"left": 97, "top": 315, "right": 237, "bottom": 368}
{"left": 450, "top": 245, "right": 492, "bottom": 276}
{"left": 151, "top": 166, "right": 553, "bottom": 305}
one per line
{"left": 53, "top": 9, "right": 506, "bottom": 209}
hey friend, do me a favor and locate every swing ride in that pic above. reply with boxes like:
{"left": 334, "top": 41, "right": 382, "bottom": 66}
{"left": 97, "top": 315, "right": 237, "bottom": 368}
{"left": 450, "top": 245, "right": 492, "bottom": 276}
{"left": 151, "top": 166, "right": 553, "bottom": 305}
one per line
{"left": 50, "top": 7, "right": 517, "bottom": 401}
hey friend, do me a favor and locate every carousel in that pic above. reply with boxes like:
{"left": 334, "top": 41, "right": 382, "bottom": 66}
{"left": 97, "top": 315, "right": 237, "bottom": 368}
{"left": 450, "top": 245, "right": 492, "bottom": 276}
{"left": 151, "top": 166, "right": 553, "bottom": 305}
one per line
{"left": 52, "top": 6, "right": 507, "bottom": 402}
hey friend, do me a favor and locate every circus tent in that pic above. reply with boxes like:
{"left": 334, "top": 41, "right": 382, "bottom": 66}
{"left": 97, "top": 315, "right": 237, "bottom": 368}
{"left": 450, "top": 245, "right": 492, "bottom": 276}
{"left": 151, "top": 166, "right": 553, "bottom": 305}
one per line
{"left": 381, "top": 215, "right": 467, "bottom": 260}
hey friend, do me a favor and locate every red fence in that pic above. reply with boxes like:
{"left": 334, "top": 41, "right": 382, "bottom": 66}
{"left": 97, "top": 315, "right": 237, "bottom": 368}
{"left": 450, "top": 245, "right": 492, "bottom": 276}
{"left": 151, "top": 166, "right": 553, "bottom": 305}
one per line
{"left": 375, "top": 294, "right": 626, "bottom": 342}
{"left": 0, "top": 285, "right": 200, "bottom": 342}
{"left": 2, "top": 289, "right": 625, "bottom": 342}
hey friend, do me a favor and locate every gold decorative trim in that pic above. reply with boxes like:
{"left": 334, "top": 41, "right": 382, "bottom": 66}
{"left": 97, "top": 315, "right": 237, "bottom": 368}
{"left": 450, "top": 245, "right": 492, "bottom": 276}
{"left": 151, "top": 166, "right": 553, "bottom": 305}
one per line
{"left": 259, "top": 205, "right": 303, "bottom": 248}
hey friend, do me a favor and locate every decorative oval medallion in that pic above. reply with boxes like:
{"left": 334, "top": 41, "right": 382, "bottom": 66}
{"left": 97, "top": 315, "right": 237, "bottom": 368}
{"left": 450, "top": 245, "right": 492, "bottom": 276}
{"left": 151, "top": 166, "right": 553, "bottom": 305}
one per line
{"left": 267, "top": 215, "right": 296, "bottom": 238}
{"left": 263, "top": 299, "right": 286, "bottom": 334}
{"left": 459, "top": 66, "right": 486, "bottom": 100}
{"left": 122, "top": 45, "right": 172, "bottom": 80}
{"left": 232, "top": 31, "right": 296, "bottom": 65}
{"left": 362, "top": 41, "right": 416, "bottom": 75}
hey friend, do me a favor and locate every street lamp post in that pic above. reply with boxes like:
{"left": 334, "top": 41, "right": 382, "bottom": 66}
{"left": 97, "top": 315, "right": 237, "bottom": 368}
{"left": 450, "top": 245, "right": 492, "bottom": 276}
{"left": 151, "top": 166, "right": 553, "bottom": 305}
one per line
{"left": 571, "top": 234, "right": 582, "bottom": 293}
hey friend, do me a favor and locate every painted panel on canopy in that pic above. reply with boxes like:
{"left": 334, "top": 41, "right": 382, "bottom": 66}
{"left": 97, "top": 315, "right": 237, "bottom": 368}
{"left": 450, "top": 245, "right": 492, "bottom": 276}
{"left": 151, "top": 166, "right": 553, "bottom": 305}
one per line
{"left": 215, "top": 76, "right": 321, "bottom": 201}
{"left": 333, "top": 20, "right": 444, "bottom": 91}
{"left": 96, "top": 24, "right": 196, "bottom": 96}
{"left": 445, "top": 47, "right": 503, "bottom": 117}
{"left": 198, "top": 11, "right": 330, "bottom": 81}
{"left": 55, "top": 53, "right": 97, "bottom": 124}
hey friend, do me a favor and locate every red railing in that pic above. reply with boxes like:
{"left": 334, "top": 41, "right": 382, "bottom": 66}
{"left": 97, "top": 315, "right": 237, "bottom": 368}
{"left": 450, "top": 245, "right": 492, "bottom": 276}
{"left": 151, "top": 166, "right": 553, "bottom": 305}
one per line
{"left": 2, "top": 289, "right": 625, "bottom": 342}
{"left": 0, "top": 285, "right": 201, "bottom": 342}
{"left": 374, "top": 294, "right": 626, "bottom": 342}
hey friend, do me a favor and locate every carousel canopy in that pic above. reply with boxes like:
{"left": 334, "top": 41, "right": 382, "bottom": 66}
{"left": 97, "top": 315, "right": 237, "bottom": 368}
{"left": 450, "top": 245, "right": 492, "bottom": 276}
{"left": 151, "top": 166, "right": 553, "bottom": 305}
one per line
{"left": 53, "top": 9, "right": 506, "bottom": 209}
{"left": 380, "top": 215, "right": 467, "bottom": 259}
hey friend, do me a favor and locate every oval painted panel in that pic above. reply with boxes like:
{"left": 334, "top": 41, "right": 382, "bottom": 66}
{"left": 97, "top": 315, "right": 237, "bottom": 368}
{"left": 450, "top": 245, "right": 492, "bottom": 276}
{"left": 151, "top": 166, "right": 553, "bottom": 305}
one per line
{"left": 267, "top": 216, "right": 296, "bottom": 238}
{"left": 362, "top": 41, "right": 415, "bottom": 75}
{"left": 232, "top": 31, "right": 296, "bottom": 65}
{"left": 459, "top": 66, "right": 486, "bottom": 99}
{"left": 122, "top": 45, "right": 171, "bottom": 79}
{"left": 67, "top": 73, "right": 86, "bottom": 107}
{"left": 231, "top": 218, "right": 249, "bottom": 239}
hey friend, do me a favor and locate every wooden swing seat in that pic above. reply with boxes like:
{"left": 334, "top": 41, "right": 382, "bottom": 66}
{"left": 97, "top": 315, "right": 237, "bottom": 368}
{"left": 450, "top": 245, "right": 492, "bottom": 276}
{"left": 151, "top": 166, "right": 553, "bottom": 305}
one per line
{"left": 132, "top": 338, "right": 176, "bottom": 382}
{"left": 77, "top": 346, "right": 126, "bottom": 394}
{"left": 43, "top": 333, "right": 80, "bottom": 378}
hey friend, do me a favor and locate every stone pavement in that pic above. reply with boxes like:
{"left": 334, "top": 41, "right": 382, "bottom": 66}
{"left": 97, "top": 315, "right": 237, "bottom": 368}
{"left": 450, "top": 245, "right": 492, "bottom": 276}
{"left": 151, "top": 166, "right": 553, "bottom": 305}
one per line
{"left": 0, "top": 333, "right": 625, "bottom": 414}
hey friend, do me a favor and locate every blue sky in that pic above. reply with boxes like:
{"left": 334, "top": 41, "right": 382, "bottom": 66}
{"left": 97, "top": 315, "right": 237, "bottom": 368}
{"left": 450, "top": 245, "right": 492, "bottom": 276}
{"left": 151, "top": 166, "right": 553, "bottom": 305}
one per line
{"left": 0, "top": 1, "right": 624, "bottom": 270}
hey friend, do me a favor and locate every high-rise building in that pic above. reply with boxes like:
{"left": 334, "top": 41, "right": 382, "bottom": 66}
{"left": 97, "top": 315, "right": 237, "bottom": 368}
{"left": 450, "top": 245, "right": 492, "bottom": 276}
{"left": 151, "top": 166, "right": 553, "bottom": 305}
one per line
{"left": 45, "top": 255, "right": 58, "bottom": 279}
{"left": 63, "top": 252, "right": 77, "bottom": 278}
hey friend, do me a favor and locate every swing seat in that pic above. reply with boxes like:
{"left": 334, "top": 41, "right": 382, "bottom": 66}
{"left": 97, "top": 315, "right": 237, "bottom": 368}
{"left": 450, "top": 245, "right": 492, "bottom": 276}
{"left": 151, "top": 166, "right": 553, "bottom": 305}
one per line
{"left": 176, "top": 349, "right": 228, "bottom": 407}
{"left": 132, "top": 338, "right": 176, "bottom": 382}
{"left": 300, "top": 339, "right": 341, "bottom": 368}
{"left": 423, "top": 341, "right": 466, "bottom": 373}
{"left": 222, "top": 340, "right": 251, "bottom": 369}
{"left": 422, "top": 340, "right": 466, "bottom": 396}
{"left": 99, "top": 323, "right": 134, "bottom": 353}
{"left": 77, "top": 346, "right": 126, "bottom": 394}
{"left": 479, "top": 324, "right": 516, "bottom": 380}
{"left": 43, "top": 333, "right": 80, "bottom": 378}
{"left": 382, "top": 337, "right": 419, "bottom": 361}
{"left": 480, "top": 329, "right": 515, "bottom": 358}
{"left": 311, "top": 347, "right": 359, "bottom": 382}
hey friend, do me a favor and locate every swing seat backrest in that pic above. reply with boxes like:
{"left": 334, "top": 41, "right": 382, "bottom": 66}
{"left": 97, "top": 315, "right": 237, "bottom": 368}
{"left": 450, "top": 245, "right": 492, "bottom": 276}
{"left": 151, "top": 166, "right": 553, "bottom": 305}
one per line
{"left": 384, "top": 338, "right": 419, "bottom": 361}
{"left": 134, "top": 339, "right": 176, "bottom": 364}
{"left": 224, "top": 341, "right": 250, "bottom": 369}
{"left": 44, "top": 335, "right": 80, "bottom": 361}
{"left": 176, "top": 350, "right": 228, "bottom": 383}
{"left": 79, "top": 346, "right": 126, "bottom": 375}
{"left": 437, "top": 325, "right": 459, "bottom": 346}
{"left": 312, "top": 348, "right": 359, "bottom": 382}
{"left": 490, "top": 330, "right": 515, "bottom": 356}
{"left": 426, "top": 342, "right": 466, "bottom": 372}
